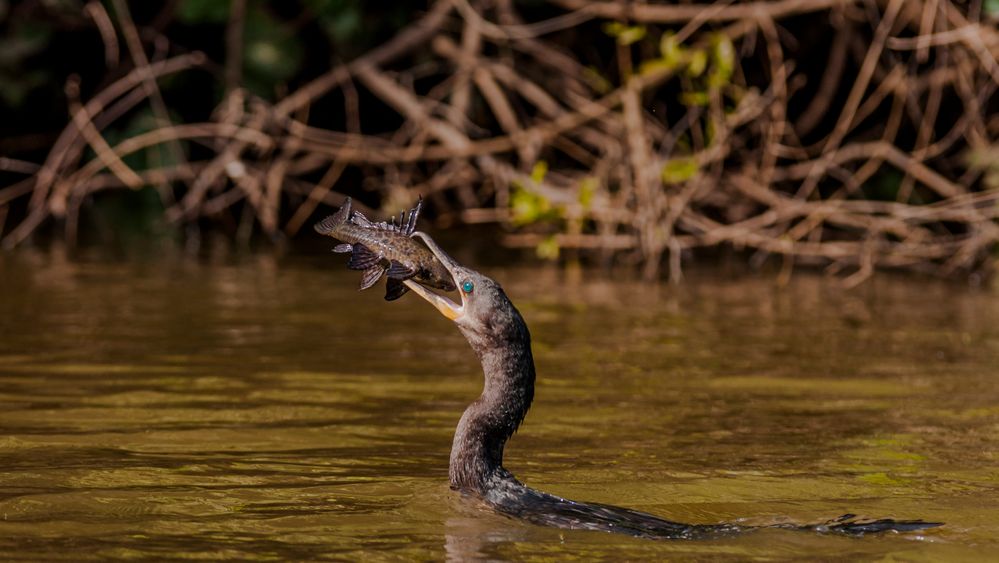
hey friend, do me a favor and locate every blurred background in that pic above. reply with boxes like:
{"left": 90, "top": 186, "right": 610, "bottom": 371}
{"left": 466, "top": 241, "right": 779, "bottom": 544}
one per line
{"left": 1, "top": 0, "right": 997, "bottom": 284}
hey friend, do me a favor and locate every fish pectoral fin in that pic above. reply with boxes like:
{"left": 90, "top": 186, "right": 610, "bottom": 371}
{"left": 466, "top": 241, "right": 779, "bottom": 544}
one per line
{"left": 359, "top": 265, "right": 386, "bottom": 290}
{"left": 332, "top": 243, "right": 353, "bottom": 253}
{"left": 384, "top": 278, "right": 410, "bottom": 301}
{"left": 347, "top": 243, "right": 382, "bottom": 270}
{"left": 385, "top": 260, "right": 416, "bottom": 280}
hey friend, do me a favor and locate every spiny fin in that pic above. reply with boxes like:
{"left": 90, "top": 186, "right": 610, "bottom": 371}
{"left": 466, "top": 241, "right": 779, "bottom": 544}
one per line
{"left": 385, "top": 260, "right": 416, "bottom": 280}
{"left": 387, "top": 197, "right": 423, "bottom": 235}
{"left": 314, "top": 197, "right": 352, "bottom": 235}
{"left": 359, "top": 265, "right": 385, "bottom": 290}
{"left": 385, "top": 278, "right": 409, "bottom": 301}
{"left": 347, "top": 243, "right": 381, "bottom": 270}
{"left": 404, "top": 196, "right": 422, "bottom": 235}
{"left": 332, "top": 243, "right": 352, "bottom": 253}
{"left": 356, "top": 197, "right": 424, "bottom": 234}
{"left": 351, "top": 211, "right": 376, "bottom": 228}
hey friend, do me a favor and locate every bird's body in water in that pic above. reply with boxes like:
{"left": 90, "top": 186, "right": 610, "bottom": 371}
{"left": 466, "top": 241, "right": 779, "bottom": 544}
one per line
{"left": 392, "top": 232, "right": 942, "bottom": 539}
{"left": 321, "top": 214, "right": 942, "bottom": 538}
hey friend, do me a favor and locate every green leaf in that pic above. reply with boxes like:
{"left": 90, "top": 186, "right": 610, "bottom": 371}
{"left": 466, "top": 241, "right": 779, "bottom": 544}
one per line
{"left": 687, "top": 49, "right": 708, "bottom": 77}
{"left": 583, "top": 66, "right": 612, "bottom": 94}
{"left": 680, "top": 91, "right": 710, "bottom": 106}
{"left": 661, "top": 157, "right": 699, "bottom": 184}
{"left": 638, "top": 58, "right": 673, "bottom": 76}
{"left": 603, "top": 22, "right": 646, "bottom": 46}
{"left": 530, "top": 160, "right": 548, "bottom": 184}
{"left": 708, "top": 33, "right": 736, "bottom": 89}
{"left": 536, "top": 235, "right": 560, "bottom": 260}
{"left": 510, "top": 184, "right": 554, "bottom": 226}
{"left": 578, "top": 177, "right": 598, "bottom": 210}
{"left": 659, "top": 31, "right": 684, "bottom": 67}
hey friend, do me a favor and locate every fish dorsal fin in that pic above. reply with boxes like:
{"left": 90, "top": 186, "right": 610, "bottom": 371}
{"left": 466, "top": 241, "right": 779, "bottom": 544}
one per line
{"left": 385, "top": 260, "right": 416, "bottom": 280}
{"left": 359, "top": 265, "right": 385, "bottom": 290}
{"left": 353, "top": 197, "right": 423, "bottom": 234}
{"left": 314, "top": 197, "right": 352, "bottom": 235}
{"left": 351, "top": 210, "right": 376, "bottom": 228}
{"left": 384, "top": 278, "right": 410, "bottom": 301}
{"left": 347, "top": 243, "right": 381, "bottom": 270}
{"left": 404, "top": 196, "right": 423, "bottom": 236}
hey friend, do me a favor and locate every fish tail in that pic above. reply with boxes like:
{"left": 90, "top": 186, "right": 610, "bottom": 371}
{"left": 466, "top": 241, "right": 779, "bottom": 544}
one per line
{"left": 314, "top": 198, "right": 352, "bottom": 235}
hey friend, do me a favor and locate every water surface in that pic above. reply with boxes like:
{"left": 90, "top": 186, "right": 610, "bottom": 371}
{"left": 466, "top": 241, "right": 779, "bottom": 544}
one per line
{"left": 1, "top": 248, "right": 997, "bottom": 560}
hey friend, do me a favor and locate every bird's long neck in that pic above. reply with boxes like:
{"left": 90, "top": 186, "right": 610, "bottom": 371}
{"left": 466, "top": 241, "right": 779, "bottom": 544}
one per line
{"left": 449, "top": 312, "right": 535, "bottom": 493}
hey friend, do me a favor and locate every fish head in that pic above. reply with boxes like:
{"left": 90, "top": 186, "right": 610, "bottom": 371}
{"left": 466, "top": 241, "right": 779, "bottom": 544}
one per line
{"left": 424, "top": 259, "right": 457, "bottom": 292}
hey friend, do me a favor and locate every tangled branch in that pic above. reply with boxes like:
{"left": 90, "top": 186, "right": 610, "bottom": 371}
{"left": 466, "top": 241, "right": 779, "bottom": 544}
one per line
{"left": 1, "top": 0, "right": 997, "bottom": 285}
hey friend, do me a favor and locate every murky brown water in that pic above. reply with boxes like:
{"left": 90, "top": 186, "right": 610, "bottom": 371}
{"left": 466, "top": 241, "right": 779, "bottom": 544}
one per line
{"left": 1, "top": 246, "right": 997, "bottom": 560}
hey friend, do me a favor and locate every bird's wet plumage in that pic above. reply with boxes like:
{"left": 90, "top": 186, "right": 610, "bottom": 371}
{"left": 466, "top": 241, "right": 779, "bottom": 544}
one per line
{"left": 314, "top": 198, "right": 456, "bottom": 300}
{"left": 392, "top": 232, "right": 943, "bottom": 540}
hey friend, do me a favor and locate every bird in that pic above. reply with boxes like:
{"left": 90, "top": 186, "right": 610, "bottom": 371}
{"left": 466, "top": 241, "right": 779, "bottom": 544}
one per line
{"left": 399, "top": 230, "right": 941, "bottom": 540}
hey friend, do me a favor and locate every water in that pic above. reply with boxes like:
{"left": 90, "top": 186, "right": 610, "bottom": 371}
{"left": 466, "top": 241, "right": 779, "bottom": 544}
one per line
{"left": 1, "top": 246, "right": 997, "bottom": 560}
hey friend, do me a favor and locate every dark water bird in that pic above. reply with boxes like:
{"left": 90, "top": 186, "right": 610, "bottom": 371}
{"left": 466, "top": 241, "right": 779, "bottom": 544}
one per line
{"left": 314, "top": 198, "right": 456, "bottom": 300}
{"left": 399, "top": 231, "right": 942, "bottom": 540}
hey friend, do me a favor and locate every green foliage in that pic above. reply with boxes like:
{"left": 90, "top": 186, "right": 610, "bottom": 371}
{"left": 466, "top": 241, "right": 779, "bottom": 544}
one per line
{"left": 578, "top": 177, "right": 598, "bottom": 210}
{"left": 304, "top": 0, "right": 364, "bottom": 44}
{"left": 0, "top": 19, "right": 52, "bottom": 107}
{"left": 602, "top": 22, "right": 646, "bottom": 46}
{"left": 661, "top": 157, "right": 700, "bottom": 184}
{"left": 707, "top": 34, "right": 736, "bottom": 89}
{"left": 243, "top": 4, "right": 304, "bottom": 98}
{"left": 530, "top": 160, "right": 548, "bottom": 184}
{"left": 966, "top": 146, "right": 999, "bottom": 189}
{"left": 536, "top": 235, "right": 560, "bottom": 260}
{"left": 986, "top": 0, "right": 999, "bottom": 16}
{"left": 583, "top": 66, "right": 612, "bottom": 93}
{"left": 510, "top": 166, "right": 599, "bottom": 260}
{"left": 176, "top": 0, "right": 231, "bottom": 24}
{"left": 686, "top": 49, "right": 708, "bottom": 78}
{"left": 510, "top": 163, "right": 560, "bottom": 227}
{"left": 640, "top": 31, "right": 735, "bottom": 96}
{"left": 659, "top": 32, "right": 682, "bottom": 68}
{"left": 161, "top": 1, "right": 422, "bottom": 100}
{"left": 679, "top": 91, "right": 710, "bottom": 106}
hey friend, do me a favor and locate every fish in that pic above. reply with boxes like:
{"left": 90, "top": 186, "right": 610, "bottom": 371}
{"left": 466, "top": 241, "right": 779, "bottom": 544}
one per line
{"left": 314, "top": 197, "right": 457, "bottom": 300}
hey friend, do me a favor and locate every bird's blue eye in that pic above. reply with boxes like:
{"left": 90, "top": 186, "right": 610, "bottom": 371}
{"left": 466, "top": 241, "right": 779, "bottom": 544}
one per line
{"left": 461, "top": 280, "right": 474, "bottom": 294}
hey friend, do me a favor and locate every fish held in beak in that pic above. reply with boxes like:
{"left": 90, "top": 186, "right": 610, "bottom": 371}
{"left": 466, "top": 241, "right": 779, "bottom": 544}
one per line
{"left": 402, "top": 231, "right": 465, "bottom": 321}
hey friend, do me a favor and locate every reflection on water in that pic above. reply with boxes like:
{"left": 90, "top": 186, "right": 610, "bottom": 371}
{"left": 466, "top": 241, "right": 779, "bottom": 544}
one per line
{"left": 1, "top": 247, "right": 997, "bottom": 560}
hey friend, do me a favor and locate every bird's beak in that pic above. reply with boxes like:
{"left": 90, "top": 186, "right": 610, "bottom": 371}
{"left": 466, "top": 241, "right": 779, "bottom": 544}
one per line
{"left": 403, "top": 231, "right": 464, "bottom": 321}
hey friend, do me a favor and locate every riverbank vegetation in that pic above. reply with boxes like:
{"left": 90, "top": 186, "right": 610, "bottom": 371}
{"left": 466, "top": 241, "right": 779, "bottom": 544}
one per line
{"left": 1, "top": 0, "right": 997, "bottom": 284}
